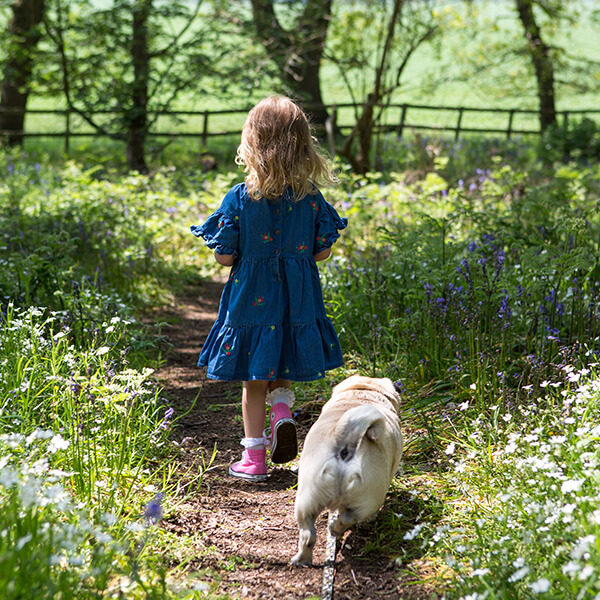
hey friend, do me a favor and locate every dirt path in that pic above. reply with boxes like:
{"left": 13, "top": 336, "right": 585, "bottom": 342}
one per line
{"left": 154, "top": 279, "right": 433, "bottom": 599}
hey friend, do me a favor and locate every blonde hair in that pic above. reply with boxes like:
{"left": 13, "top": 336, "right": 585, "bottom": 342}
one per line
{"left": 235, "top": 95, "right": 335, "bottom": 201}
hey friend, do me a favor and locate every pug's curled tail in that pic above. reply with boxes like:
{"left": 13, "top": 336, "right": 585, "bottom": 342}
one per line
{"left": 333, "top": 404, "right": 385, "bottom": 463}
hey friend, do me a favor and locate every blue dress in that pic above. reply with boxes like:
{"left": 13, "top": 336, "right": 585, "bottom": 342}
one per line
{"left": 191, "top": 182, "right": 347, "bottom": 382}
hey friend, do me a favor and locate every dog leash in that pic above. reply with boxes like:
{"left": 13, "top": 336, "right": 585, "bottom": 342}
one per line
{"left": 321, "top": 511, "right": 339, "bottom": 600}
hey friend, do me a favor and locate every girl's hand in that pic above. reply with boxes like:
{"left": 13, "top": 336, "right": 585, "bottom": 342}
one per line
{"left": 214, "top": 251, "right": 235, "bottom": 266}
{"left": 313, "top": 248, "right": 331, "bottom": 262}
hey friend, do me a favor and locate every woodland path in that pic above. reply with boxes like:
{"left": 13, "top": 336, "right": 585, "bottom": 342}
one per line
{"left": 153, "top": 278, "right": 434, "bottom": 599}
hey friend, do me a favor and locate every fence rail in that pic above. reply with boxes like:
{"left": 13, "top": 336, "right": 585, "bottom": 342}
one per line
{"left": 1, "top": 103, "right": 599, "bottom": 152}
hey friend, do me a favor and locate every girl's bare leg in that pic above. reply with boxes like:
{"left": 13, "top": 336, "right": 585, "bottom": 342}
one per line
{"left": 242, "top": 380, "right": 270, "bottom": 439}
{"left": 268, "top": 379, "right": 291, "bottom": 393}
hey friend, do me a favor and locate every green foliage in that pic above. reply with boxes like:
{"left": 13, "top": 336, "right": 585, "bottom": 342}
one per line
{"left": 2, "top": 135, "right": 600, "bottom": 597}
{"left": 319, "top": 141, "right": 600, "bottom": 597}
{"left": 0, "top": 151, "right": 221, "bottom": 309}
{"left": 323, "top": 161, "right": 600, "bottom": 408}
{"left": 0, "top": 430, "right": 168, "bottom": 599}
{"left": 0, "top": 148, "right": 226, "bottom": 596}
{"left": 424, "top": 369, "right": 600, "bottom": 599}
{"left": 38, "top": 0, "right": 244, "bottom": 128}
{"left": 541, "top": 117, "right": 600, "bottom": 163}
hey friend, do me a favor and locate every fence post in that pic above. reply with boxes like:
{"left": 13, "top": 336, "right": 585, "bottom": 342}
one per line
{"left": 64, "top": 107, "right": 70, "bottom": 154}
{"left": 507, "top": 109, "right": 515, "bottom": 139}
{"left": 325, "top": 105, "right": 337, "bottom": 158}
{"left": 202, "top": 111, "right": 209, "bottom": 146}
{"left": 398, "top": 104, "right": 408, "bottom": 137}
{"left": 455, "top": 107, "right": 464, "bottom": 141}
{"left": 563, "top": 111, "right": 569, "bottom": 130}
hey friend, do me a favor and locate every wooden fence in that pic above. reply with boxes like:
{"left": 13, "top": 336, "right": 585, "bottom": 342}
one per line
{"left": 1, "top": 103, "right": 599, "bottom": 153}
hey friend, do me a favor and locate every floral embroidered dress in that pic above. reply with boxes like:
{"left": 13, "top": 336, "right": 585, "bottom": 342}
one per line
{"left": 191, "top": 182, "right": 347, "bottom": 382}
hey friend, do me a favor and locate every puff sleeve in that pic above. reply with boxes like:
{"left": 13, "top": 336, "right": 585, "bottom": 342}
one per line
{"left": 313, "top": 195, "right": 348, "bottom": 252}
{"left": 191, "top": 187, "right": 240, "bottom": 257}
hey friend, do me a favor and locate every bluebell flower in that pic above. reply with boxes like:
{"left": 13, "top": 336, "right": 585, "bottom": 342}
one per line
{"left": 498, "top": 292, "right": 511, "bottom": 327}
{"left": 159, "top": 407, "right": 175, "bottom": 430}
{"left": 144, "top": 493, "right": 164, "bottom": 525}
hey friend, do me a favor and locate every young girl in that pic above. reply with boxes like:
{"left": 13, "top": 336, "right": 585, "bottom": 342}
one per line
{"left": 191, "top": 95, "right": 347, "bottom": 482}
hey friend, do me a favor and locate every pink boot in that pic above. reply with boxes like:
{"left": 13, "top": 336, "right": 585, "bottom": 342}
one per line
{"left": 229, "top": 438, "right": 268, "bottom": 482}
{"left": 266, "top": 388, "right": 297, "bottom": 464}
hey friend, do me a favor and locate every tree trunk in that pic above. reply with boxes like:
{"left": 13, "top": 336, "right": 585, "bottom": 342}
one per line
{"left": 515, "top": 0, "right": 557, "bottom": 132}
{"left": 127, "top": 0, "right": 151, "bottom": 173}
{"left": 250, "top": 0, "right": 332, "bottom": 128}
{"left": 339, "top": 0, "right": 402, "bottom": 174}
{"left": 0, "top": 0, "right": 45, "bottom": 146}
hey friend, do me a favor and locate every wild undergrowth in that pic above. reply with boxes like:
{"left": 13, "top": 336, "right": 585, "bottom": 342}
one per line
{"left": 2, "top": 136, "right": 600, "bottom": 598}
{"left": 0, "top": 152, "right": 225, "bottom": 598}
{"left": 318, "top": 148, "right": 600, "bottom": 598}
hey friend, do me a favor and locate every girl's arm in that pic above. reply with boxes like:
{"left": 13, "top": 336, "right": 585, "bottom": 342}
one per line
{"left": 214, "top": 251, "right": 235, "bottom": 266}
{"left": 313, "top": 248, "right": 331, "bottom": 262}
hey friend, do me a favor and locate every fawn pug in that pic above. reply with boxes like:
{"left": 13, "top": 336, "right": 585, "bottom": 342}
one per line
{"left": 291, "top": 375, "right": 403, "bottom": 565}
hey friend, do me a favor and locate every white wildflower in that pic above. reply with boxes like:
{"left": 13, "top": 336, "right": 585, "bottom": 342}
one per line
{"left": 561, "top": 479, "right": 584, "bottom": 494}
{"left": 15, "top": 534, "right": 33, "bottom": 551}
{"left": 445, "top": 442, "right": 456, "bottom": 456}
{"left": 102, "top": 513, "right": 118, "bottom": 526}
{"left": 403, "top": 523, "right": 425, "bottom": 540}
{"left": 562, "top": 561, "right": 580, "bottom": 575}
{"left": 579, "top": 565, "right": 594, "bottom": 581}
{"left": 571, "top": 535, "right": 596, "bottom": 560}
{"left": 508, "top": 566, "right": 530, "bottom": 582}
{"left": 19, "top": 479, "right": 40, "bottom": 507}
{"left": 550, "top": 435, "right": 566, "bottom": 445}
{"left": 0, "top": 466, "right": 19, "bottom": 488}
{"left": 48, "top": 435, "right": 69, "bottom": 454}
{"left": 529, "top": 578, "right": 551, "bottom": 593}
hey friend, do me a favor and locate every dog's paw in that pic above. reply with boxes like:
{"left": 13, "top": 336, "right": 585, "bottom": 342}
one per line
{"left": 290, "top": 552, "right": 312, "bottom": 566}
{"left": 328, "top": 517, "right": 350, "bottom": 538}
